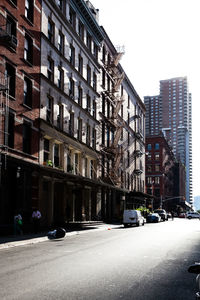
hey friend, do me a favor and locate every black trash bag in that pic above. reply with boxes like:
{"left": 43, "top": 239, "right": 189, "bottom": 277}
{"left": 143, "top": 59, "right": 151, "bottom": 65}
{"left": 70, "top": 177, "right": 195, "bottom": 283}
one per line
{"left": 48, "top": 227, "right": 66, "bottom": 239}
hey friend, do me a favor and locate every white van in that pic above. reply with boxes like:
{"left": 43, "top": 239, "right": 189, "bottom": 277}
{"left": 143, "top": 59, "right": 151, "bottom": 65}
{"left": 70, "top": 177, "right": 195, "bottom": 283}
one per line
{"left": 123, "top": 210, "right": 145, "bottom": 227}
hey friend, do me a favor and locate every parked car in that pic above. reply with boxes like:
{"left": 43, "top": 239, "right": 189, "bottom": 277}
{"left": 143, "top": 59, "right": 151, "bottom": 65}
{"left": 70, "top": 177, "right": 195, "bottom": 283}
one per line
{"left": 123, "top": 210, "right": 145, "bottom": 227}
{"left": 146, "top": 213, "right": 161, "bottom": 223}
{"left": 167, "top": 212, "right": 172, "bottom": 219}
{"left": 179, "top": 212, "right": 186, "bottom": 218}
{"left": 153, "top": 209, "right": 168, "bottom": 221}
{"left": 186, "top": 212, "right": 200, "bottom": 219}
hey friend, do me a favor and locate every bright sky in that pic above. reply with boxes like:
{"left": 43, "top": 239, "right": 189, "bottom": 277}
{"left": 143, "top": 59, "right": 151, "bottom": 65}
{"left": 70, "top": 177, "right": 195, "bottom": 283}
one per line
{"left": 91, "top": 0, "right": 200, "bottom": 198}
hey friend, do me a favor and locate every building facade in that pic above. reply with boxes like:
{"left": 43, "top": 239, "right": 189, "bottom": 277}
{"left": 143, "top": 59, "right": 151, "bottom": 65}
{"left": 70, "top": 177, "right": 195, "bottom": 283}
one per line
{"left": 0, "top": 0, "right": 147, "bottom": 233}
{"left": 0, "top": 0, "right": 41, "bottom": 233}
{"left": 144, "top": 77, "right": 193, "bottom": 206}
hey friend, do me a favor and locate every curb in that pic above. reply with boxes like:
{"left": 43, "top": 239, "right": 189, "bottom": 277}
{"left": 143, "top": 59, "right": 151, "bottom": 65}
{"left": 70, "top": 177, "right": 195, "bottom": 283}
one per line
{"left": 0, "top": 224, "right": 122, "bottom": 250}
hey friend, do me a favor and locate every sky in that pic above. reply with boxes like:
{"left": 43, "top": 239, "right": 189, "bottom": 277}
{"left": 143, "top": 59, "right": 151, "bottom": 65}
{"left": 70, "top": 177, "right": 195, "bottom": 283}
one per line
{"left": 91, "top": 0, "right": 200, "bottom": 198}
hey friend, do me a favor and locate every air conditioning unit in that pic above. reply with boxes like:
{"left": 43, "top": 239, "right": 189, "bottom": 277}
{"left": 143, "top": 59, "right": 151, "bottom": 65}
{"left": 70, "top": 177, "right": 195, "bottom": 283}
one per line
{"left": 9, "top": 35, "right": 18, "bottom": 48}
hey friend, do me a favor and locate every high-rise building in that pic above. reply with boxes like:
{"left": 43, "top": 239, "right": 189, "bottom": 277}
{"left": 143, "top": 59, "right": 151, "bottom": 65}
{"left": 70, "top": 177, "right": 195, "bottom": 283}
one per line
{"left": 144, "top": 77, "right": 193, "bottom": 206}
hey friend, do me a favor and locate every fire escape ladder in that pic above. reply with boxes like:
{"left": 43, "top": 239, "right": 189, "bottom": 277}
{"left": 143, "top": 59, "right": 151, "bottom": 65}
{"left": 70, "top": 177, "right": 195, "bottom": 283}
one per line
{"left": 112, "top": 72, "right": 124, "bottom": 93}
{"left": 113, "top": 52, "right": 123, "bottom": 67}
{"left": 111, "top": 126, "right": 122, "bottom": 149}
{"left": 101, "top": 47, "right": 125, "bottom": 186}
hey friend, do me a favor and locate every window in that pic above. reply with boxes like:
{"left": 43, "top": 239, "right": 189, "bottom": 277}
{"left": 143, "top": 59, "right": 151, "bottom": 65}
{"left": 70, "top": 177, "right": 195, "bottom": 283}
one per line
{"left": 5, "top": 63, "right": 15, "bottom": 98}
{"left": 84, "top": 157, "right": 88, "bottom": 177}
{"left": 24, "top": 77, "right": 32, "bottom": 107}
{"left": 86, "top": 124, "right": 90, "bottom": 146}
{"left": 57, "top": 104, "right": 63, "bottom": 130}
{"left": 24, "top": 34, "right": 33, "bottom": 64}
{"left": 155, "top": 165, "right": 160, "bottom": 172}
{"left": 93, "top": 43, "right": 98, "bottom": 60}
{"left": 6, "top": 15, "right": 17, "bottom": 48}
{"left": 127, "top": 150, "right": 130, "bottom": 167}
{"left": 48, "top": 19, "right": 54, "bottom": 43}
{"left": 77, "top": 118, "right": 82, "bottom": 141}
{"left": 78, "top": 86, "right": 82, "bottom": 106}
{"left": 155, "top": 143, "right": 159, "bottom": 150}
{"left": 107, "top": 75, "right": 110, "bottom": 91}
{"left": 78, "top": 55, "right": 83, "bottom": 75}
{"left": 155, "top": 177, "right": 160, "bottom": 184}
{"left": 25, "top": 0, "right": 33, "bottom": 23}
{"left": 86, "top": 32, "right": 92, "bottom": 51}
{"left": 69, "top": 112, "right": 74, "bottom": 136}
{"left": 57, "top": 67, "right": 64, "bottom": 90}
{"left": 69, "top": 77, "right": 75, "bottom": 98}
{"left": 43, "top": 138, "right": 50, "bottom": 162}
{"left": 47, "top": 57, "right": 54, "bottom": 82}
{"left": 54, "top": 144, "right": 60, "bottom": 167}
{"left": 102, "top": 94, "right": 105, "bottom": 114}
{"left": 102, "top": 69, "right": 105, "bottom": 87}
{"left": 93, "top": 72, "right": 97, "bottom": 91}
{"left": 57, "top": 0, "right": 64, "bottom": 11}
{"left": 86, "top": 94, "right": 91, "bottom": 113}
{"left": 78, "top": 20, "right": 84, "bottom": 40}
{"left": 23, "top": 121, "right": 31, "bottom": 154}
{"left": 90, "top": 160, "right": 95, "bottom": 178}
{"left": 87, "top": 65, "right": 91, "bottom": 84}
{"left": 147, "top": 177, "right": 152, "bottom": 184}
{"left": 74, "top": 153, "right": 79, "bottom": 174}
{"left": 92, "top": 128, "right": 96, "bottom": 149}
{"left": 128, "top": 95, "right": 130, "bottom": 109}
{"left": 92, "top": 100, "right": 96, "bottom": 118}
{"left": 46, "top": 96, "right": 53, "bottom": 123}
{"left": 102, "top": 46, "right": 106, "bottom": 62}
{"left": 147, "top": 153, "right": 152, "bottom": 160}
{"left": 8, "top": 112, "right": 14, "bottom": 148}
{"left": 155, "top": 153, "right": 160, "bottom": 160}
{"left": 58, "top": 31, "right": 64, "bottom": 54}
{"left": 147, "top": 165, "right": 152, "bottom": 172}
{"left": 102, "top": 123, "right": 105, "bottom": 145}
{"left": 69, "top": 44, "right": 75, "bottom": 66}
{"left": 67, "top": 150, "right": 73, "bottom": 173}
{"left": 147, "top": 144, "right": 152, "bottom": 151}
{"left": 69, "top": 7, "right": 76, "bottom": 28}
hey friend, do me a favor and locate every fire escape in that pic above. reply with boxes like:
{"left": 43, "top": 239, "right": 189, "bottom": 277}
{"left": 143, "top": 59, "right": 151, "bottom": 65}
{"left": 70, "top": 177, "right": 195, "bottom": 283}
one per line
{"left": 0, "top": 69, "right": 9, "bottom": 185}
{"left": 101, "top": 47, "right": 125, "bottom": 186}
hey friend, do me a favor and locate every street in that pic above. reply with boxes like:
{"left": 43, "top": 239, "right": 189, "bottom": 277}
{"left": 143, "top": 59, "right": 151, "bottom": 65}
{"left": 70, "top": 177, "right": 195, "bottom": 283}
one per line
{"left": 0, "top": 218, "right": 200, "bottom": 300}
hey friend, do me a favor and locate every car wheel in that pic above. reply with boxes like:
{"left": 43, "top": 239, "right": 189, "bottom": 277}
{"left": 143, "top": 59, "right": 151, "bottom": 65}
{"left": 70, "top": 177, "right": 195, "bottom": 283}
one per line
{"left": 124, "top": 224, "right": 128, "bottom": 228}
{"left": 188, "top": 216, "right": 192, "bottom": 220}
{"left": 136, "top": 222, "right": 140, "bottom": 227}
{"left": 142, "top": 221, "right": 144, "bottom": 226}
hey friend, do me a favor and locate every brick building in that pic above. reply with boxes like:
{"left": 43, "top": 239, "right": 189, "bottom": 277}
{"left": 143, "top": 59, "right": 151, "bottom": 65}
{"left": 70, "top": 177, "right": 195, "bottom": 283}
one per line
{"left": 0, "top": 0, "right": 147, "bottom": 233}
{"left": 0, "top": 0, "right": 41, "bottom": 233}
{"left": 145, "top": 135, "right": 180, "bottom": 210}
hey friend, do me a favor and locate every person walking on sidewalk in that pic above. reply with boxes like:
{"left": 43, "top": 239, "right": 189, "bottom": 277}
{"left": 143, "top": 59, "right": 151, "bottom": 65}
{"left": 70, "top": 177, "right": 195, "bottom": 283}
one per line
{"left": 32, "top": 208, "right": 42, "bottom": 234}
{"left": 14, "top": 212, "right": 23, "bottom": 235}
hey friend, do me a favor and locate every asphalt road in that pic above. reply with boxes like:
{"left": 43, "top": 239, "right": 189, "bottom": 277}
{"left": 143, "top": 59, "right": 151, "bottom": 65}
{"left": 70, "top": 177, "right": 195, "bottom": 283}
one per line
{"left": 0, "top": 218, "right": 200, "bottom": 300}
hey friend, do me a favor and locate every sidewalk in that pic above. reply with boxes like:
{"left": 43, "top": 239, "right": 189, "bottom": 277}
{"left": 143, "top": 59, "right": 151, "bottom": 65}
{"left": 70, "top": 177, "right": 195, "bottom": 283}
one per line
{"left": 0, "top": 222, "right": 122, "bottom": 250}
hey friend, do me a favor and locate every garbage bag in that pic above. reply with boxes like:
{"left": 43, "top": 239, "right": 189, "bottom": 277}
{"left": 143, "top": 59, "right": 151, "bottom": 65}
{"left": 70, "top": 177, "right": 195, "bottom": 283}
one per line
{"left": 48, "top": 227, "right": 66, "bottom": 239}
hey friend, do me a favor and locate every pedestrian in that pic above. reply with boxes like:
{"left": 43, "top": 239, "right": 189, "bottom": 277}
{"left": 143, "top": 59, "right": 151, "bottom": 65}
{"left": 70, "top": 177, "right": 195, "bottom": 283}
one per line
{"left": 171, "top": 211, "right": 174, "bottom": 221}
{"left": 32, "top": 208, "right": 42, "bottom": 234}
{"left": 14, "top": 212, "right": 23, "bottom": 235}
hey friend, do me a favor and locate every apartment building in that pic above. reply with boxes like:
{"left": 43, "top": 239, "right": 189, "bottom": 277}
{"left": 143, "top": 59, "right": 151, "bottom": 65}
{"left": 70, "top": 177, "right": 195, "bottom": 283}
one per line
{"left": 145, "top": 135, "right": 187, "bottom": 211}
{"left": 0, "top": 0, "right": 41, "bottom": 233}
{"left": 144, "top": 77, "right": 193, "bottom": 206}
{"left": 39, "top": 0, "right": 104, "bottom": 226}
{"left": 99, "top": 28, "right": 146, "bottom": 219}
{"left": 0, "top": 0, "right": 147, "bottom": 232}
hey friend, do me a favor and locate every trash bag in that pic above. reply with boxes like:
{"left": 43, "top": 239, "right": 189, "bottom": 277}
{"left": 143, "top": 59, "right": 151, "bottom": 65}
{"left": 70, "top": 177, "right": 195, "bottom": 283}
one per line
{"left": 48, "top": 227, "right": 66, "bottom": 239}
